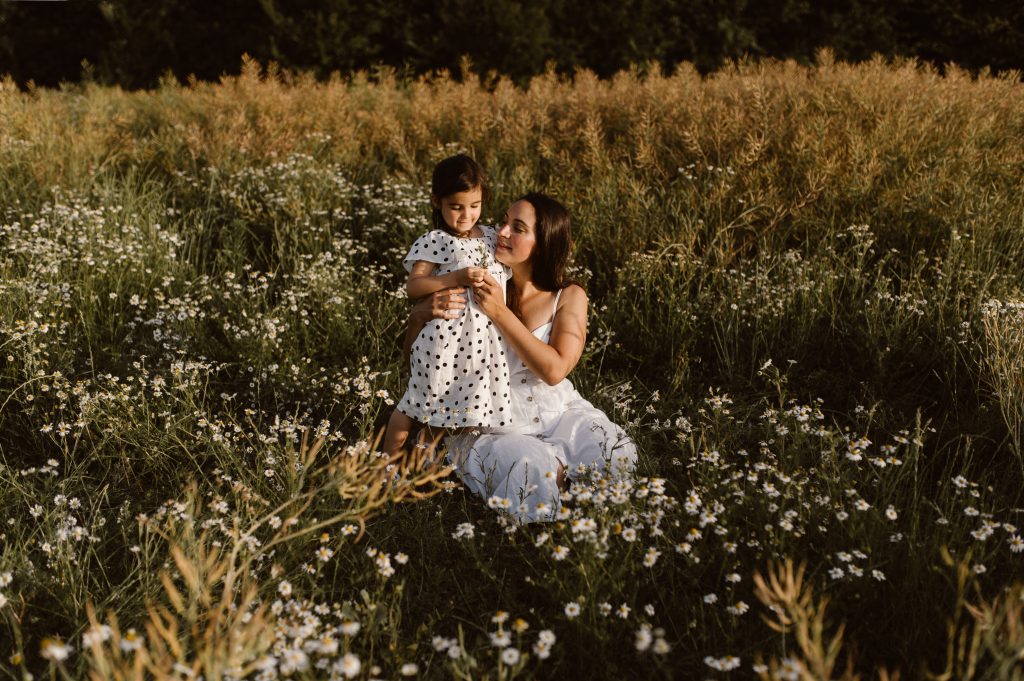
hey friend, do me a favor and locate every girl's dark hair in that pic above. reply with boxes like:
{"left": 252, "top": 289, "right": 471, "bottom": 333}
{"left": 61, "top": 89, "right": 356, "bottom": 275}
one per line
{"left": 431, "top": 154, "right": 487, "bottom": 235}
{"left": 506, "top": 192, "right": 579, "bottom": 318}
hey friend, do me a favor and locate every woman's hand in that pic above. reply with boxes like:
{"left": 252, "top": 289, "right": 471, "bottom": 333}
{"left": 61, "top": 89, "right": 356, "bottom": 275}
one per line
{"left": 421, "top": 287, "right": 467, "bottom": 320}
{"left": 403, "top": 287, "right": 467, "bottom": 362}
{"left": 472, "top": 273, "right": 508, "bottom": 319}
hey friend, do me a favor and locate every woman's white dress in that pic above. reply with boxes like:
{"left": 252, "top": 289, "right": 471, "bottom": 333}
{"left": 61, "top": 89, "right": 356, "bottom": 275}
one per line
{"left": 447, "top": 289, "right": 637, "bottom": 523}
{"left": 396, "top": 226, "right": 512, "bottom": 428}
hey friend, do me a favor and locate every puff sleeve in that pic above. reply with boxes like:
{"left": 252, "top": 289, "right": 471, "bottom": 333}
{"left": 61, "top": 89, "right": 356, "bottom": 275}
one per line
{"left": 403, "top": 230, "right": 454, "bottom": 273}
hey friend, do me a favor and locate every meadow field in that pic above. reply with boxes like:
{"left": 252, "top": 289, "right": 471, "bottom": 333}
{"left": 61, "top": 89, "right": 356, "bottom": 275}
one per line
{"left": 1, "top": 54, "right": 1023, "bottom": 679}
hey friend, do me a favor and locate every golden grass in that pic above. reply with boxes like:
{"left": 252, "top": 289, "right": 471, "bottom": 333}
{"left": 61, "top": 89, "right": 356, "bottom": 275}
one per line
{"left": 2, "top": 52, "right": 1022, "bottom": 263}
{"left": 78, "top": 432, "right": 451, "bottom": 681}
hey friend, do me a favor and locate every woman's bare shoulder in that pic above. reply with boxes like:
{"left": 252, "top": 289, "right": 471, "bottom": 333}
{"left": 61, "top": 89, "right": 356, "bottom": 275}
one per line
{"left": 559, "top": 283, "right": 589, "bottom": 307}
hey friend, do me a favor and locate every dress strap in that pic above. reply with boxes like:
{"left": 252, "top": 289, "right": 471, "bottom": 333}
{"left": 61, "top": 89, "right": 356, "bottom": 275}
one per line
{"left": 550, "top": 287, "right": 563, "bottom": 322}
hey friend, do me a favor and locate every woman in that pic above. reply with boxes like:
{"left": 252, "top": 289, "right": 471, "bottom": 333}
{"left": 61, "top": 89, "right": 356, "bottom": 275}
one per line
{"left": 406, "top": 192, "right": 637, "bottom": 523}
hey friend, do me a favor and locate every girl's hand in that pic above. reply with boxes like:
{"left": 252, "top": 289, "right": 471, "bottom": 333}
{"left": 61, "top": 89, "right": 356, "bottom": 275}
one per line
{"left": 472, "top": 273, "right": 507, "bottom": 319}
{"left": 456, "top": 267, "right": 487, "bottom": 287}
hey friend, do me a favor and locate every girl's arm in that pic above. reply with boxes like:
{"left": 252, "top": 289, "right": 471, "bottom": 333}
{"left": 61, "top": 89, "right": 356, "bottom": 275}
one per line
{"left": 407, "top": 261, "right": 484, "bottom": 300}
{"left": 473, "top": 275, "right": 587, "bottom": 385}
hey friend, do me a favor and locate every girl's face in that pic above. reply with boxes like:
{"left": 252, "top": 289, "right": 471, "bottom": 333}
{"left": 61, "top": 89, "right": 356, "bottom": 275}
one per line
{"left": 433, "top": 187, "right": 483, "bottom": 235}
{"left": 496, "top": 200, "right": 537, "bottom": 266}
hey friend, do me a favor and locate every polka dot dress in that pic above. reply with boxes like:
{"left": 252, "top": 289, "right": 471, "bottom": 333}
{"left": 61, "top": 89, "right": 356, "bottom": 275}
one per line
{"left": 397, "top": 225, "right": 513, "bottom": 428}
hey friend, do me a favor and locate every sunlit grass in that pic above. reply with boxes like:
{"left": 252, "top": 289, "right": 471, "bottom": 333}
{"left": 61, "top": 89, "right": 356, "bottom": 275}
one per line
{"left": 1, "top": 55, "right": 1022, "bottom": 679}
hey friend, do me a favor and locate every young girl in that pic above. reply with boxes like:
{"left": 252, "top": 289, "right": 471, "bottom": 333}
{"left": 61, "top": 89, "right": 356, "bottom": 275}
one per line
{"left": 382, "top": 154, "right": 512, "bottom": 453}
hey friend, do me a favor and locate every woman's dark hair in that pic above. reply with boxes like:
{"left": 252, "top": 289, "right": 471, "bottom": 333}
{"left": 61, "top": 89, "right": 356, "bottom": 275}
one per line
{"left": 431, "top": 154, "right": 488, "bottom": 235}
{"left": 507, "top": 192, "right": 579, "bottom": 318}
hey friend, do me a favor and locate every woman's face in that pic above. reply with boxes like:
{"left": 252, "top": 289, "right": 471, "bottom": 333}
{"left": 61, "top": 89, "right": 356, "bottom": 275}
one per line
{"left": 496, "top": 200, "right": 537, "bottom": 267}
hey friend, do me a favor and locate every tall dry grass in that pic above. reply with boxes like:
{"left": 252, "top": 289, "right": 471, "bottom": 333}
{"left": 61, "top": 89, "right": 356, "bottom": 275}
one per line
{"left": 3, "top": 54, "right": 1022, "bottom": 255}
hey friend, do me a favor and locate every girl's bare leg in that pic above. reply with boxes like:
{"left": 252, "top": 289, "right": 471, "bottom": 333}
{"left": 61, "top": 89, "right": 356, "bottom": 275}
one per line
{"left": 413, "top": 425, "right": 449, "bottom": 453}
{"left": 383, "top": 410, "right": 416, "bottom": 455}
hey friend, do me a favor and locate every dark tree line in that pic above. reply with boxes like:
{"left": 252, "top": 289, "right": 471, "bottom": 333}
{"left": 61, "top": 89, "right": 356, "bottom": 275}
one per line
{"left": 1, "top": 0, "right": 1021, "bottom": 88}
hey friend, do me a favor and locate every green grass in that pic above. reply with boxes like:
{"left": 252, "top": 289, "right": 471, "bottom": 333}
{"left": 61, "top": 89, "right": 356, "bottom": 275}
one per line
{"left": 1, "top": 55, "right": 1023, "bottom": 679}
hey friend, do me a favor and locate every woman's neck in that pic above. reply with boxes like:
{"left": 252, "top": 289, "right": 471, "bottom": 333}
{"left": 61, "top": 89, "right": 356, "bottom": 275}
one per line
{"left": 511, "top": 261, "right": 537, "bottom": 293}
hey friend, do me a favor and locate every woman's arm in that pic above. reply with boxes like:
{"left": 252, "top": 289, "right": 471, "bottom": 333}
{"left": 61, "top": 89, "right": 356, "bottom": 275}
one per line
{"left": 402, "top": 287, "right": 468, "bottom": 362}
{"left": 407, "top": 261, "right": 485, "bottom": 300}
{"left": 474, "top": 276, "right": 587, "bottom": 385}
